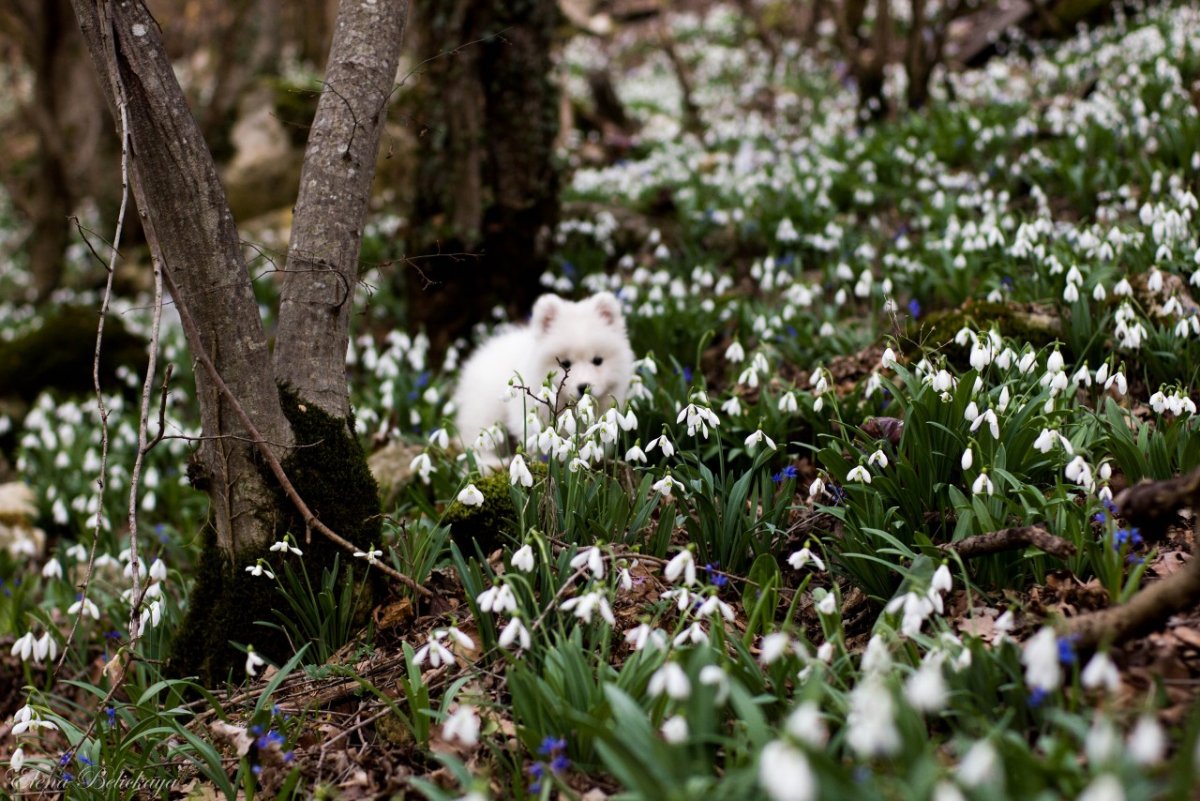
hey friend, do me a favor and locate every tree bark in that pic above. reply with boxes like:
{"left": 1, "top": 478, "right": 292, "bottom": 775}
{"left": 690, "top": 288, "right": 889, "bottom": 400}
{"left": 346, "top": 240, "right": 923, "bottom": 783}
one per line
{"left": 274, "top": 0, "right": 408, "bottom": 418}
{"left": 403, "top": 0, "right": 560, "bottom": 356}
{"left": 72, "top": 0, "right": 294, "bottom": 557}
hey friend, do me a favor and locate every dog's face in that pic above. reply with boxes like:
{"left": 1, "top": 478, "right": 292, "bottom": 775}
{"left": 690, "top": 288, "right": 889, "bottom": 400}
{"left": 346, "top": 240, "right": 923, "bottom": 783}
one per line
{"left": 528, "top": 292, "right": 634, "bottom": 410}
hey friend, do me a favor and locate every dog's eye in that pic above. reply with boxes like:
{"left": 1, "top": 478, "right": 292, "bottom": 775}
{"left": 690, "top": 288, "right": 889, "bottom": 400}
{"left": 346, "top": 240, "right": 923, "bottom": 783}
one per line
{"left": 559, "top": 358, "right": 572, "bottom": 370}
{"left": 592, "top": 356, "right": 604, "bottom": 366}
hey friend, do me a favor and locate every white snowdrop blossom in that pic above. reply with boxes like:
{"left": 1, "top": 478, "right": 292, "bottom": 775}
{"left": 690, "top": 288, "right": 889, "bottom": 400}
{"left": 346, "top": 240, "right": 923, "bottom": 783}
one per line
{"left": 646, "top": 434, "right": 676, "bottom": 458}
{"left": 971, "top": 471, "right": 994, "bottom": 496}
{"left": 1081, "top": 651, "right": 1121, "bottom": 693}
{"left": 561, "top": 589, "right": 615, "bottom": 625}
{"left": 699, "top": 665, "right": 730, "bottom": 704}
{"left": 846, "top": 465, "right": 872, "bottom": 484}
{"left": 867, "top": 449, "right": 888, "bottom": 468}
{"left": 957, "top": 740, "right": 1000, "bottom": 788}
{"left": 245, "top": 561, "right": 276, "bottom": 579}
{"left": 1077, "top": 775, "right": 1125, "bottom": 801}
{"left": 41, "top": 558, "right": 62, "bottom": 580}
{"left": 570, "top": 546, "right": 606, "bottom": 579}
{"left": 509, "top": 454, "right": 534, "bottom": 487}
{"left": 409, "top": 452, "right": 434, "bottom": 484}
{"left": 499, "top": 616, "right": 531, "bottom": 650}
{"left": 1127, "top": 715, "right": 1166, "bottom": 765}
{"left": 758, "top": 740, "right": 816, "bottom": 801}
{"left": 846, "top": 677, "right": 900, "bottom": 758}
{"left": 414, "top": 633, "right": 456, "bottom": 668}
{"left": 652, "top": 474, "right": 685, "bottom": 498}
{"left": 725, "top": 341, "right": 746, "bottom": 362}
{"left": 778, "top": 392, "right": 799, "bottom": 414}
{"left": 744, "top": 429, "right": 777, "bottom": 453}
{"left": 624, "top": 623, "right": 668, "bottom": 652}
{"left": 648, "top": 661, "right": 691, "bottom": 700}
{"left": 815, "top": 592, "right": 838, "bottom": 616}
{"left": 477, "top": 582, "right": 517, "bottom": 615}
{"left": 353, "top": 546, "right": 383, "bottom": 566}
{"left": 759, "top": 632, "right": 793, "bottom": 665}
{"left": 442, "top": 705, "right": 481, "bottom": 747}
{"left": 961, "top": 446, "right": 973, "bottom": 470}
{"left": 625, "top": 444, "right": 647, "bottom": 462}
{"left": 510, "top": 544, "right": 535, "bottom": 573}
{"left": 808, "top": 477, "right": 825, "bottom": 499}
{"left": 970, "top": 409, "right": 1000, "bottom": 439}
{"left": 1022, "top": 627, "right": 1062, "bottom": 693}
{"left": 457, "top": 483, "right": 485, "bottom": 507}
{"left": 245, "top": 647, "right": 266, "bottom": 677}
{"left": 787, "top": 547, "right": 825, "bottom": 572}
{"left": 785, "top": 701, "right": 827, "bottom": 748}
{"left": 676, "top": 396, "right": 720, "bottom": 438}
{"left": 664, "top": 548, "right": 697, "bottom": 586}
{"left": 68, "top": 596, "right": 100, "bottom": 619}
{"left": 660, "top": 715, "right": 689, "bottom": 744}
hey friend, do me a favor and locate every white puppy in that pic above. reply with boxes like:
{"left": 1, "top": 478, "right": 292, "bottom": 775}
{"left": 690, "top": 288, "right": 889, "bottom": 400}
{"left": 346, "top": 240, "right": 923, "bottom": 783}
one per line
{"left": 453, "top": 292, "right": 635, "bottom": 457}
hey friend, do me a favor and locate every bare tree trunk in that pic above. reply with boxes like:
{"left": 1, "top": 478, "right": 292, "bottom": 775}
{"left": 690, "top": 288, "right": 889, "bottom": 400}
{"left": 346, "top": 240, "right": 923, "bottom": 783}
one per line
{"left": 71, "top": 0, "right": 408, "bottom": 680}
{"left": 403, "top": 0, "right": 560, "bottom": 356}
{"left": 274, "top": 0, "right": 407, "bottom": 418}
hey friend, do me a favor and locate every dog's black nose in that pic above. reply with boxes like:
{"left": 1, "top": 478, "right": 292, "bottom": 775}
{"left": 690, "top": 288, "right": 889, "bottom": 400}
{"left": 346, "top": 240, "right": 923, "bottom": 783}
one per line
{"left": 577, "top": 383, "right": 590, "bottom": 397}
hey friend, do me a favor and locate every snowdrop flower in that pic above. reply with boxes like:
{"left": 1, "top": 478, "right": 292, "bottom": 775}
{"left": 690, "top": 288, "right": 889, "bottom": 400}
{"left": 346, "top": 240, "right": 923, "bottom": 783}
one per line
{"left": 664, "top": 548, "right": 697, "bottom": 586}
{"left": 245, "top": 647, "right": 265, "bottom": 677}
{"left": 759, "top": 632, "right": 793, "bottom": 665}
{"left": 698, "top": 665, "right": 730, "bottom": 704}
{"left": 861, "top": 634, "right": 892, "bottom": 674}
{"left": 1065, "top": 455, "right": 1094, "bottom": 488}
{"left": 1077, "top": 775, "right": 1124, "bottom": 801}
{"left": 561, "top": 589, "right": 615, "bottom": 625}
{"left": 1104, "top": 370, "right": 1127, "bottom": 395}
{"left": 511, "top": 544, "right": 535, "bottom": 573}
{"left": 624, "top": 623, "right": 667, "bottom": 652}
{"left": 787, "top": 546, "right": 825, "bottom": 572}
{"left": 961, "top": 446, "right": 973, "bottom": 470}
{"left": 11, "top": 632, "right": 35, "bottom": 662}
{"left": 660, "top": 715, "right": 689, "bottom": 744}
{"left": 758, "top": 739, "right": 816, "bottom": 801}
{"left": 509, "top": 454, "right": 534, "bottom": 488}
{"left": 414, "top": 633, "right": 456, "bottom": 668}
{"left": 931, "top": 369, "right": 955, "bottom": 393}
{"left": 428, "top": 428, "right": 450, "bottom": 449}
{"left": 1047, "top": 349, "right": 1064, "bottom": 374}
{"left": 881, "top": 347, "right": 898, "bottom": 369}
{"left": 10, "top": 746, "right": 24, "bottom": 771}
{"left": 353, "top": 546, "right": 383, "bottom": 566}
{"left": 784, "top": 701, "right": 827, "bottom": 747}
{"left": 33, "top": 632, "right": 57, "bottom": 663}
{"left": 846, "top": 677, "right": 899, "bottom": 758}
{"left": 676, "top": 397, "right": 720, "bottom": 438}
{"left": 778, "top": 392, "right": 799, "bottom": 414}
{"left": 1022, "top": 627, "right": 1062, "bottom": 692}
{"left": 744, "top": 429, "right": 777, "bottom": 453}
{"left": 971, "top": 471, "right": 994, "bottom": 496}
{"left": 815, "top": 592, "right": 838, "bottom": 616}
{"left": 846, "top": 465, "right": 871, "bottom": 484}
{"left": 499, "top": 616, "right": 531, "bottom": 650}
{"left": 11, "top": 704, "right": 57, "bottom": 736}
{"left": 245, "top": 561, "right": 276, "bottom": 579}
{"left": 648, "top": 662, "right": 691, "bottom": 700}
{"left": 442, "top": 705, "right": 480, "bottom": 746}
{"left": 1033, "top": 428, "right": 1058, "bottom": 453}
{"left": 652, "top": 474, "right": 684, "bottom": 498}
{"left": 41, "top": 558, "right": 63, "bottom": 580}
{"left": 646, "top": 434, "right": 676, "bottom": 458}
{"left": 68, "top": 596, "right": 100, "bottom": 619}
{"left": 673, "top": 621, "right": 707, "bottom": 647}
{"left": 625, "top": 444, "right": 647, "bottom": 462}
{"left": 1081, "top": 651, "right": 1120, "bottom": 692}
{"left": 957, "top": 740, "right": 1000, "bottom": 788}
{"left": 65, "top": 542, "right": 88, "bottom": 561}
{"left": 932, "top": 781, "right": 967, "bottom": 801}
{"left": 457, "top": 483, "right": 485, "bottom": 507}
{"left": 1127, "top": 715, "right": 1166, "bottom": 765}
{"left": 571, "top": 546, "right": 606, "bottom": 579}
{"left": 720, "top": 395, "right": 743, "bottom": 416}
{"left": 725, "top": 341, "right": 746, "bottom": 362}
{"left": 931, "top": 564, "right": 953, "bottom": 596}
{"left": 409, "top": 452, "right": 434, "bottom": 484}
{"left": 905, "top": 659, "right": 949, "bottom": 712}
{"left": 816, "top": 642, "right": 834, "bottom": 663}
{"left": 1086, "top": 717, "right": 1121, "bottom": 766}
{"left": 269, "top": 539, "right": 303, "bottom": 557}
{"left": 808, "top": 477, "right": 825, "bottom": 499}
{"left": 867, "top": 449, "right": 888, "bottom": 468}
{"left": 477, "top": 582, "right": 517, "bottom": 615}
{"left": 970, "top": 409, "right": 1000, "bottom": 439}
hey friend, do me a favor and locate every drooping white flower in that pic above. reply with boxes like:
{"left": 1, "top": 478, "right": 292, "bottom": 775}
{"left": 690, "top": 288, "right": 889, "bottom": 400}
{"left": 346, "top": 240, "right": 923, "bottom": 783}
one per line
{"left": 442, "top": 705, "right": 481, "bottom": 746}
{"left": 68, "top": 596, "right": 100, "bottom": 619}
{"left": 245, "top": 647, "right": 265, "bottom": 677}
{"left": 560, "top": 589, "right": 615, "bottom": 625}
{"left": 511, "top": 544, "right": 535, "bottom": 573}
{"left": 1077, "top": 774, "right": 1125, "bottom": 801}
{"left": 759, "top": 632, "right": 793, "bottom": 665}
{"left": 846, "top": 465, "right": 871, "bottom": 484}
{"left": 808, "top": 477, "right": 825, "bottom": 499}
{"left": 787, "top": 547, "right": 825, "bottom": 572}
{"left": 457, "top": 483, "right": 485, "bottom": 507}
{"left": 1021, "top": 627, "right": 1062, "bottom": 693}
{"left": 725, "top": 341, "right": 746, "bottom": 363}
{"left": 815, "top": 592, "right": 838, "bottom": 616}
{"left": 905, "top": 658, "right": 948, "bottom": 712}
{"left": 648, "top": 661, "right": 691, "bottom": 700}
{"left": 846, "top": 677, "right": 899, "bottom": 758}
{"left": 698, "top": 665, "right": 730, "bottom": 704}
{"left": 499, "top": 616, "right": 531, "bottom": 650}
{"left": 570, "top": 546, "right": 606, "bottom": 579}
{"left": 1127, "top": 715, "right": 1166, "bottom": 765}
{"left": 1081, "top": 651, "right": 1120, "bottom": 693}
{"left": 664, "top": 548, "right": 697, "bottom": 586}
{"left": 509, "top": 454, "right": 534, "bottom": 488}
{"left": 961, "top": 446, "right": 974, "bottom": 471}
{"left": 744, "top": 429, "right": 777, "bottom": 453}
{"left": 414, "top": 633, "right": 456, "bottom": 668}
{"left": 624, "top": 623, "right": 667, "bottom": 652}
{"left": 867, "top": 449, "right": 888, "bottom": 468}
{"left": 758, "top": 740, "right": 816, "bottom": 801}
{"left": 652, "top": 474, "right": 684, "bottom": 498}
{"left": 41, "top": 558, "right": 63, "bottom": 580}
{"left": 660, "top": 715, "right": 689, "bottom": 744}
{"left": 477, "top": 582, "right": 517, "bottom": 615}
{"left": 784, "top": 701, "right": 827, "bottom": 747}
{"left": 972, "top": 472, "right": 994, "bottom": 496}
{"left": 956, "top": 740, "right": 1000, "bottom": 788}
{"left": 1086, "top": 717, "right": 1121, "bottom": 767}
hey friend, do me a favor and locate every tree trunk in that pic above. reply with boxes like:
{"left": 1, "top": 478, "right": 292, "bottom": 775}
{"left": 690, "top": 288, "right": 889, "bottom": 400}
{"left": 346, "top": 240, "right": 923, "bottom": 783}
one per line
{"left": 71, "top": 0, "right": 407, "bottom": 681}
{"left": 274, "top": 0, "right": 407, "bottom": 418}
{"left": 403, "top": 0, "right": 560, "bottom": 356}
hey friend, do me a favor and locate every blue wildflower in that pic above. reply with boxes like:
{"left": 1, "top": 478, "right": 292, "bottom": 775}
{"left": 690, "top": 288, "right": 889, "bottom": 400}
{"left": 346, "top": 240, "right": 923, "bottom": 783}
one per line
{"left": 1027, "top": 687, "right": 1049, "bottom": 708}
{"left": 551, "top": 754, "right": 571, "bottom": 773}
{"left": 1057, "top": 636, "right": 1078, "bottom": 665}
{"left": 705, "top": 562, "right": 728, "bottom": 588}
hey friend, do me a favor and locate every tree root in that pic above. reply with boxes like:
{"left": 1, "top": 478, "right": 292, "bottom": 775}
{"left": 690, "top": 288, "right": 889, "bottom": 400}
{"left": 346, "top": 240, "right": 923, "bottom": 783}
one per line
{"left": 942, "top": 526, "right": 1076, "bottom": 560}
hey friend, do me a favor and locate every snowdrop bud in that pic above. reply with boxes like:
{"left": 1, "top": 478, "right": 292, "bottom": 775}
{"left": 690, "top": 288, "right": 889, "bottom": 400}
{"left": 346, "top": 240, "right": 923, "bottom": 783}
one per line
{"left": 758, "top": 740, "right": 816, "bottom": 801}
{"left": 961, "top": 447, "right": 973, "bottom": 471}
{"left": 661, "top": 715, "right": 689, "bottom": 744}
{"left": 1047, "top": 349, "right": 1064, "bottom": 374}
{"left": 1127, "top": 715, "right": 1166, "bottom": 765}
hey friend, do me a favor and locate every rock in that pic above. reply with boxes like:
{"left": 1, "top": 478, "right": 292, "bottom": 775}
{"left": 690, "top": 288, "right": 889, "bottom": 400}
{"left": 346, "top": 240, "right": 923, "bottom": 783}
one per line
{"left": 368, "top": 440, "right": 427, "bottom": 507}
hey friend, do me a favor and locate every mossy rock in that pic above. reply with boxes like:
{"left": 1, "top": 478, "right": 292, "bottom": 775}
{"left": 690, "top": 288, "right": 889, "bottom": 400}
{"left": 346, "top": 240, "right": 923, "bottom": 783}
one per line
{"left": 444, "top": 461, "right": 549, "bottom": 556}
{"left": 0, "top": 305, "right": 146, "bottom": 403}
{"left": 170, "top": 388, "right": 383, "bottom": 684}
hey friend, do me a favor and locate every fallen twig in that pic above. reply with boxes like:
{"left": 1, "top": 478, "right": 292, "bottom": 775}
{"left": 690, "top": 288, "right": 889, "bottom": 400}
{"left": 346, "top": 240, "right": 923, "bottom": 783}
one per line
{"left": 942, "top": 526, "right": 1077, "bottom": 560}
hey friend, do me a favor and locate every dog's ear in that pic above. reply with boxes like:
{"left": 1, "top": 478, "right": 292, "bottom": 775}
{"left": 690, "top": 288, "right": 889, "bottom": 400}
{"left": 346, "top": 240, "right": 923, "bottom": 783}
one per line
{"left": 531, "top": 294, "right": 564, "bottom": 334}
{"left": 591, "top": 292, "right": 624, "bottom": 328}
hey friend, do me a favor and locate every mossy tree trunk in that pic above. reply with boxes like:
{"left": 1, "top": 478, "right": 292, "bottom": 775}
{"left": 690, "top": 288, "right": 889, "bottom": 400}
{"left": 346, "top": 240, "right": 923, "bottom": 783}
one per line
{"left": 402, "top": 0, "right": 561, "bottom": 355}
{"left": 71, "top": 0, "right": 407, "bottom": 681}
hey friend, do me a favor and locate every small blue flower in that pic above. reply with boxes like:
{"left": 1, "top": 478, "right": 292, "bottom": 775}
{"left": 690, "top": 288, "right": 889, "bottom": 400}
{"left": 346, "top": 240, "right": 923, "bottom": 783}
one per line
{"left": 60, "top": 751, "right": 73, "bottom": 766}
{"left": 1057, "top": 635, "right": 1078, "bottom": 665}
{"left": 106, "top": 706, "right": 116, "bottom": 726}
{"left": 252, "top": 764, "right": 263, "bottom": 776}
{"left": 1027, "top": 687, "right": 1049, "bottom": 708}
{"left": 78, "top": 754, "right": 93, "bottom": 766}
{"left": 538, "top": 736, "right": 566, "bottom": 757}
{"left": 529, "top": 762, "right": 546, "bottom": 779}
{"left": 550, "top": 754, "right": 571, "bottom": 773}
{"left": 772, "top": 465, "right": 799, "bottom": 484}
{"left": 705, "top": 562, "right": 728, "bottom": 588}
{"left": 416, "top": 370, "right": 431, "bottom": 388}
{"left": 1113, "top": 528, "right": 1143, "bottom": 549}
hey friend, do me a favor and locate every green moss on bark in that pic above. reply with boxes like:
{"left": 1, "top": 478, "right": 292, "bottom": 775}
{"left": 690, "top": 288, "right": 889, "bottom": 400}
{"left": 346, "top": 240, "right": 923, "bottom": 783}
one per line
{"left": 170, "top": 386, "right": 382, "bottom": 684}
